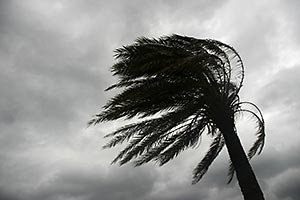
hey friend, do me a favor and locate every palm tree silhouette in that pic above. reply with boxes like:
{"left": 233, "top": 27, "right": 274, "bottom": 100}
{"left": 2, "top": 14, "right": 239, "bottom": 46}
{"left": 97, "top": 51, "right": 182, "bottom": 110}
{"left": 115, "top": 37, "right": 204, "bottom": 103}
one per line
{"left": 89, "top": 34, "right": 265, "bottom": 200}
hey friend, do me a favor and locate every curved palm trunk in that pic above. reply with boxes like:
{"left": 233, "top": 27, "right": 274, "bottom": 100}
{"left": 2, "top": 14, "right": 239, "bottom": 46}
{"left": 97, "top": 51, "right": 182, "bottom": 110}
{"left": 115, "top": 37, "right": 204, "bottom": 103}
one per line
{"left": 218, "top": 119, "right": 265, "bottom": 200}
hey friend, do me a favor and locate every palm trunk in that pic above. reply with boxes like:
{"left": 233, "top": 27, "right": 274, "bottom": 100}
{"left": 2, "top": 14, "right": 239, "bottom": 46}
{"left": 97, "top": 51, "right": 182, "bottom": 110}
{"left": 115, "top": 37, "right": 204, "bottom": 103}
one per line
{"left": 218, "top": 118, "right": 265, "bottom": 200}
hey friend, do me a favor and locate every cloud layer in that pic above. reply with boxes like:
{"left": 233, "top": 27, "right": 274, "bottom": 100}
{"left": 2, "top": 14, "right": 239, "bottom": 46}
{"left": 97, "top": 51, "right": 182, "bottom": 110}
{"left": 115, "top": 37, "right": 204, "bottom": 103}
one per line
{"left": 0, "top": 0, "right": 299, "bottom": 199}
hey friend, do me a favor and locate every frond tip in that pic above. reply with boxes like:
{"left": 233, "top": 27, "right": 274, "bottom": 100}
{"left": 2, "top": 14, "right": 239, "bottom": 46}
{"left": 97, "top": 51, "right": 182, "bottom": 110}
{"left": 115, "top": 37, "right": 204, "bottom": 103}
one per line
{"left": 192, "top": 134, "right": 225, "bottom": 184}
{"left": 227, "top": 161, "right": 235, "bottom": 184}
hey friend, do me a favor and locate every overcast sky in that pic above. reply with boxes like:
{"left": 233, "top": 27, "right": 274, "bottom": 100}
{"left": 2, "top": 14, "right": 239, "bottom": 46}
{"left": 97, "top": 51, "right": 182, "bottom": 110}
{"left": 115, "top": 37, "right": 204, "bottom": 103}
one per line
{"left": 0, "top": 0, "right": 300, "bottom": 200}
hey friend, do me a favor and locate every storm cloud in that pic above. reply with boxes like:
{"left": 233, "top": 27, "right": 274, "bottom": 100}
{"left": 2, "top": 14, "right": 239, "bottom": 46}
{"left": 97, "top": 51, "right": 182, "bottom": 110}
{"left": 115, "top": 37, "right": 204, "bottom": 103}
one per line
{"left": 0, "top": 0, "right": 299, "bottom": 199}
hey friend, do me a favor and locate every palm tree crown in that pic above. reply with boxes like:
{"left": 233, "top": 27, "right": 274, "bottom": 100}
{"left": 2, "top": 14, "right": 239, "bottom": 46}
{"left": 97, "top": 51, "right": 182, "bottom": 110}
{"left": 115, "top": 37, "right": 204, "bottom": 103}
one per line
{"left": 89, "top": 34, "right": 265, "bottom": 187}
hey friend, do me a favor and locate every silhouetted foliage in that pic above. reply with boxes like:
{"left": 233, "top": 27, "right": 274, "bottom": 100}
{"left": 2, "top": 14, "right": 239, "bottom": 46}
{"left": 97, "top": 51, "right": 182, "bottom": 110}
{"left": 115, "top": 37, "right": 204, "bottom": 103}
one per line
{"left": 90, "top": 34, "right": 265, "bottom": 200}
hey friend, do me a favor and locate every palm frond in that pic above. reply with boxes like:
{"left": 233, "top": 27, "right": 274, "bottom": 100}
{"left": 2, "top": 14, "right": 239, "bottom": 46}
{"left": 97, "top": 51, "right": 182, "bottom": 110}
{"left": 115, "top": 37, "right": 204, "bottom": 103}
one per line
{"left": 227, "top": 161, "right": 235, "bottom": 184}
{"left": 154, "top": 118, "right": 208, "bottom": 166}
{"left": 133, "top": 119, "right": 203, "bottom": 166}
{"left": 236, "top": 101, "right": 265, "bottom": 159}
{"left": 109, "top": 103, "right": 202, "bottom": 165}
{"left": 192, "top": 133, "right": 225, "bottom": 184}
{"left": 102, "top": 119, "right": 155, "bottom": 149}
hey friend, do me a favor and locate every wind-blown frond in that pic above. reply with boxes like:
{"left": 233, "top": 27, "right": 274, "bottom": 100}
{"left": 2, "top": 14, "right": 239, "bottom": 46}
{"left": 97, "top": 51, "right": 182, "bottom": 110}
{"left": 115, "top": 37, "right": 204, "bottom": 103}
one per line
{"left": 236, "top": 102, "right": 265, "bottom": 159}
{"left": 133, "top": 117, "right": 207, "bottom": 166}
{"left": 192, "top": 133, "right": 225, "bottom": 184}
{"left": 154, "top": 118, "right": 208, "bottom": 166}
{"left": 108, "top": 103, "right": 202, "bottom": 165}
{"left": 227, "top": 161, "right": 235, "bottom": 184}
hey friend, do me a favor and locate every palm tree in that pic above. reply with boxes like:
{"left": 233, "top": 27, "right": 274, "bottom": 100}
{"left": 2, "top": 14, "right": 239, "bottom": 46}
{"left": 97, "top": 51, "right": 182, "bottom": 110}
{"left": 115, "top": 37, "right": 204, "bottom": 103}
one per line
{"left": 89, "top": 34, "right": 265, "bottom": 200}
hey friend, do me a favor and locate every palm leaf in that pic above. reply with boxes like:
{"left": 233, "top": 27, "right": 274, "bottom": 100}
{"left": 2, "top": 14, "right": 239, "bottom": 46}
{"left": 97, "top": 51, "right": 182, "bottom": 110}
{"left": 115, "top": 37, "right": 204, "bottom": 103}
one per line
{"left": 192, "top": 133, "right": 225, "bottom": 184}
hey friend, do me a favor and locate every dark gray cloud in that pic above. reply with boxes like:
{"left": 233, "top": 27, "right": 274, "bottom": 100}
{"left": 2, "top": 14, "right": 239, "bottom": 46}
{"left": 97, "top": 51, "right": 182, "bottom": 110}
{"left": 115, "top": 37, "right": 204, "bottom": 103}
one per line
{"left": 24, "top": 165, "right": 157, "bottom": 200}
{"left": 252, "top": 66, "right": 300, "bottom": 199}
{"left": 258, "top": 66, "right": 300, "bottom": 112}
{"left": 271, "top": 168, "right": 300, "bottom": 200}
{"left": 0, "top": 0, "right": 299, "bottom": 200}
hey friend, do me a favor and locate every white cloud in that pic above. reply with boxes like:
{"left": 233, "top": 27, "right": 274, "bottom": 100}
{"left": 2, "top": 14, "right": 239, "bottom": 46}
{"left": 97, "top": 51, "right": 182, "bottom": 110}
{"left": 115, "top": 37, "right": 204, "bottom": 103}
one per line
{"left": 0, "top": 0, "right": 299, "bottom": 199}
